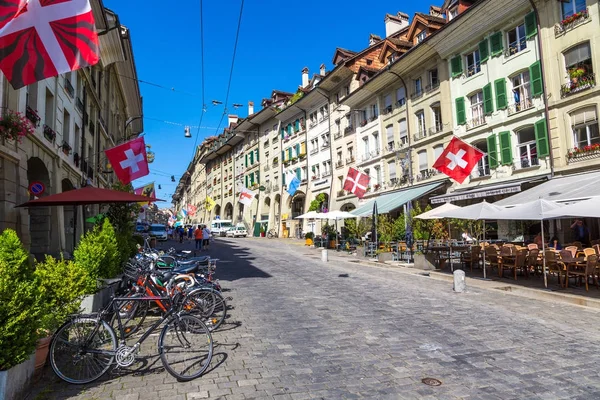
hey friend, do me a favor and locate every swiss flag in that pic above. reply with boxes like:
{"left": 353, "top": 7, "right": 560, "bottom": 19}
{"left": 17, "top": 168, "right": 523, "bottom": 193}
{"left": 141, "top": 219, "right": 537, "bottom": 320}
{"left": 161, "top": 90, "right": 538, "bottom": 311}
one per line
{"left": 238, "top": 187, "right": 256, "bottom": 206}
{"left": 105, "top": 137, "right": 149, "bottom": 185}
{"left": 433, "top": 136, "right": 484, "bottom": 184}
{"left": 343, "top": 167, "right": 371, "bottom": 199}
{"left": 0, "top": 0, "right": 100, "bottom": 89}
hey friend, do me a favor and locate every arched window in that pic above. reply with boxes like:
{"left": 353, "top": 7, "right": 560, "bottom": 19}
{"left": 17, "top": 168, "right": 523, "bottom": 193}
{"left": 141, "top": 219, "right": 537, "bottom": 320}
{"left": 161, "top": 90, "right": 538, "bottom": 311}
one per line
{"left": 517, "top": 127, "right": 538, "bottom": 169}
{"left": 571, "top": 106, "right": 599, "bottom": 148}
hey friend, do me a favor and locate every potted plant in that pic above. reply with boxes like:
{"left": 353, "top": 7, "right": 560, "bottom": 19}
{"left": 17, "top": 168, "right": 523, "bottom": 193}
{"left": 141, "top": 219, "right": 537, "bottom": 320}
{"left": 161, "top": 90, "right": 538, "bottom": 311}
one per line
{"left": 569, "top": 67, "right": 585, "bottom": 83}
{"left": 0, "top": 110, "right": 35, "bottom": 143}
{"left": 260, "top": 225, "right": 266, "bottom": 237}
{"left": 305, "top": 232, "right": 314, "bottom": 246}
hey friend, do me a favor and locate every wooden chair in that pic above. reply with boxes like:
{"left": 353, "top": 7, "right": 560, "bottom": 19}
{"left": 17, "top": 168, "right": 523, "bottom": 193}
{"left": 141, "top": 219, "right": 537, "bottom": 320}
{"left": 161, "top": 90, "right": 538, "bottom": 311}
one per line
{"left": 527, "top": 243, "right": 538, "bottom": 250}
{"left": 485, "top": 246, "right": 501, "bottom": 275}
{"left": 502, "top": 248, "right": 527, "bottom": 280}
{"left": 559, "top": 249, "right": 574, "bottom": 260}
{"left": 527, "top": 249, "right": 543, "bottom": 276}
{"left": 591, "top": 239, "right": 600, "bottom": 247}
{"left": 461, "top": 246, "right": 481, "bottom": 272}
{"left": 593, "top": 244, "right": 600, "bottom": 256}
{"left": 567, "top": 254, "right": 598, "bottom": 291}
{"left": 564, "top": 246, "right": 578, "bottom": 257}
{"left": 583, "top": 248, "right": 596, "bottom": 258}
{"left": 545, "top": 250, "right": 565, "bottom": 287}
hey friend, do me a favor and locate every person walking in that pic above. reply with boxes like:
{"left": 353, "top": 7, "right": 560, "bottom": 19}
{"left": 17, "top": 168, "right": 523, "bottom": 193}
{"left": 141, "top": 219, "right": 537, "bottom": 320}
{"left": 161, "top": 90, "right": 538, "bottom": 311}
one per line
{"left": 178, "top": 226, "right": 184, "bottom": 243}
{"left": 202, "top": 225, "right": 211, "bottom": 251}
{"left": 188, "top": 225, "right": 194, "bottom": 241}
{"left": 194, "top": 225, "right": 203, "bottom": 251}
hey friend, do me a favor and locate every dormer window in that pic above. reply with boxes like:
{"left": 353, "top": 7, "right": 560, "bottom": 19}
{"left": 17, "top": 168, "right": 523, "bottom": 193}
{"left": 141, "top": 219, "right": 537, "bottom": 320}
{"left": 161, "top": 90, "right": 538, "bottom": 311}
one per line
{"left": 417, "top": 31, "right": 426, "bottom": 43}
{"left": 448, "top": 8, "right": 458, "bottom": 20}
{"left": 366, "top": 59, "right": 373, "bottom": 66}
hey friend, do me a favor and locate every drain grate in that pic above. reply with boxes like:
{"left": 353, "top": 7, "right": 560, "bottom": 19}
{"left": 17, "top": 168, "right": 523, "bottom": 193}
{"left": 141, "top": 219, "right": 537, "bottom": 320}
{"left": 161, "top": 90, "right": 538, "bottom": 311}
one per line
{"left": 421, "top": 378, "right": 442, "bottom": 386}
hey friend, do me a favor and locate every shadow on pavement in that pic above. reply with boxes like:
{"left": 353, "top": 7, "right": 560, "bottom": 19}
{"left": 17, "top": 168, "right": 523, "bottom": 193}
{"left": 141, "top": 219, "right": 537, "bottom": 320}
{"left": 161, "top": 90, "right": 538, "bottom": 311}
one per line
{"left": 210, "top": 238, "right": 273, "bottom": 281}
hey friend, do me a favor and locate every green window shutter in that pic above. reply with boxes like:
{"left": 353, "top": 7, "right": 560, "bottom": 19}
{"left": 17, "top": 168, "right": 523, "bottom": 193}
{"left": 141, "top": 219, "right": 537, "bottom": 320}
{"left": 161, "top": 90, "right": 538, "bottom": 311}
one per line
{"left": 490, "top": 32, "right": 503, "bottom": 57}
{"left": 245, "top": 175, "right": 248, "bottom": 187}
{"left": 486, "top": 134, "right": 499, "bottom": 169}
{"left": 296, "top": 168, "right": 301, "bottom": 180}
{"left": 483, "top": 83, "right": 494, "bottom": 115}
{"left": 281, "top": 150, "right": 285, "bottom": 161}
{"left": 534, "top": 118, "right": 549, "bottom": 158}
{"left": 494, "top": 78, "right": 507, "bottom": 110}
{"left": 287, "top": 124, "right": 292, "bottom": 134}
{"left": 529, "top": 61, "right": 543, "bottom": 97}
{"left": 250, "top": 173, "right": 254, "bottom": 185}
{"left": 295, "top": 143, "right": 300, "bottom": 155}
{"left": 288, "top": 148, "right": 292, "bottom": 159}
{"left": 478, "top": 39, "right": 489, "bottom": 63}
{"left": 455, "top": 97, "right": 466, "bottom": 125}
{"left": 245, "top": 154, "right": 248, "bottom": 167}
{"left": 256, "top": 149, "right": 259, "bottom": 162}
{"left": 283, "top": 173, "right": 286, "bottom": 185}
{"left": 524, "top": 11, "right": 537, "bottom": 39}
{"left": 499, "top": 131, "right": 513, "bottom": 165}
{"left": 450, "top": 56, "right": 463, "bottom": 78}
{"left": 294, "top": 119, "right": 300, "bottom": 131}
{"left": 249, "top": 151, "right": 254, "bottom": 165}
{"left": 281, "top": 128, "right": 285, "bottom": 138}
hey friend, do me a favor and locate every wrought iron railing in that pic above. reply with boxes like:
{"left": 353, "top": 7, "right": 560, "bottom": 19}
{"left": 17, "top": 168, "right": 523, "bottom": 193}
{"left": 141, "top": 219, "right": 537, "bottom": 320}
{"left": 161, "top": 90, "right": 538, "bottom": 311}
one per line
{"left": 560, "top": 73, "right": 596, "bottom": 98}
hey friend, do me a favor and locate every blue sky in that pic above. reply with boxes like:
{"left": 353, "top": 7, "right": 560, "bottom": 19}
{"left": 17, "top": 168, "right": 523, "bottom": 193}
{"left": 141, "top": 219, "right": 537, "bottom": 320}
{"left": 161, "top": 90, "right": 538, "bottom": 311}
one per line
{"left": 103, "top": 0, "right": 427, "bottom": 203}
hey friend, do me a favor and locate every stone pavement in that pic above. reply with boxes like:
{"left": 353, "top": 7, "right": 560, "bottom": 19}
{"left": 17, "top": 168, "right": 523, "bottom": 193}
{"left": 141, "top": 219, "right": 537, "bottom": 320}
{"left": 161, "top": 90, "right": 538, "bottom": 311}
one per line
{"left": 26, "top": 236, "right": 600, "bottom": 399}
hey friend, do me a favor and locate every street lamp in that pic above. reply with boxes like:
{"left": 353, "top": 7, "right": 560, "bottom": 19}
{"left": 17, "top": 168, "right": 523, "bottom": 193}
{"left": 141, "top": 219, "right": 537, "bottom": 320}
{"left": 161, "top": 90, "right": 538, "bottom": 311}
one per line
{"left": 124, "top": 115, "right": 143, "bottom": 141}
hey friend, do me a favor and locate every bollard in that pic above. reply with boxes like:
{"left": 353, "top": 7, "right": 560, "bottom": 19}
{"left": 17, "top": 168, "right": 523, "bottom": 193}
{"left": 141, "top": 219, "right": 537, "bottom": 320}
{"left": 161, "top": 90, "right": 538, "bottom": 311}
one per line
{"left": 321, "top": 249, "right": 328, "bottom": 262}
{"left": 453, "top": 269, "right": 466, "bottom": 293}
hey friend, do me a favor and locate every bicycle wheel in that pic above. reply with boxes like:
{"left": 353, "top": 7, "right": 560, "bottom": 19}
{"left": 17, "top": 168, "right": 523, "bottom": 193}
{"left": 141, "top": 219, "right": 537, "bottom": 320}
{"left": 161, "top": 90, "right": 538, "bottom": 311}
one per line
{"left": 50, "top": 317, "right": 117, "bottom": 384}
{"left": 158, "top": 314, "right": 213, "bottom": 381}
{"left": 180, "top": 288, "right": 227, "bottom": 331}
{"left": 109, "top": 293, "right": 148, "bottom": 338}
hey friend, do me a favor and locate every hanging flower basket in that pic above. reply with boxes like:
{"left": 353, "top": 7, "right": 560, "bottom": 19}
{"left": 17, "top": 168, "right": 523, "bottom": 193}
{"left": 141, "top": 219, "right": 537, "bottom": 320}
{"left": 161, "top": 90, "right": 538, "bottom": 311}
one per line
{"left": 0, "top": 110, "right": 35, "bottom": 143}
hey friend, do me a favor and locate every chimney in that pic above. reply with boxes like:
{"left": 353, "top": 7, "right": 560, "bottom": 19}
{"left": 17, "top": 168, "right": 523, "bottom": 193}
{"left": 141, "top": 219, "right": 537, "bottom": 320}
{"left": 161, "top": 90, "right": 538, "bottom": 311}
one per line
{"left": 369, "top": 33, "right": 382, "bottom": 46}
{"left": 227, "top": 115, "right": 238, "bottom": 127}
{"left": 320, "top": 63, "right": 326, "bottom": 76}
{"left": 248, "top": 101, "right": 254, "bottom": 116}
{"left": 385, "top": 12, "right": 410, "bottom": 37}
{"left": 301, "top": 67, "right": 309, "bottom": 88}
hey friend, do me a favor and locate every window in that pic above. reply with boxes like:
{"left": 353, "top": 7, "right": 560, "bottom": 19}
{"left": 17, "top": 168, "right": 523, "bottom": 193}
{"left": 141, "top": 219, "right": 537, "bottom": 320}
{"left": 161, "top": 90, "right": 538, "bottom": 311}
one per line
{"left": 449, "top": 7, "right": 458, "bottom": 20}
{"left": 507, "top": 23, "right": 527, "bottom": 55}
{"left": 414, "top": 78, "right": 422, "bottom": 96}
{"left": 399, "top": 119, "right": 408, "bottom": 145}
{"left": 388, "top": 160, "right": 397, "bottom": 180}
{"left": 386, "top": 125, "right": 394, "bottom": 150}
{"left": 473, "top": 141, "right": 490, "bottom": 177}
{"left": 418, "top": 150, "right": 428, "bottom": 172}
{"left": 561, "top": 0, "right": 586, "bottom": 20}
{"left": 511, "top": 71, "right": 531, "bottom": 111}
{"left": 337, "top": 150, "right": 343, "bottom": 166}
{"left": 374, "top": 166, "right": 381, "bottom": 186}
{"left": 465, "top": 50, "right": 481, "bottom": 76}
{"left": 431, "top": 103, "right": 442, "bottom": 133}
{"left": 396, "top": 87, "right": 406, "bottom": 107}
{"left": 372, "top": 132, "right": 380, "bottom": 154}
{"left": 370, "top": 103, "right": 379, "bottom": 121}
{"left": 384, "top": 94, "right": 392, "bottom": 113}
{"left": 572, "top": 107, "right": 599, "bottom": 148}
{"left": 433, "top": 145, "right": 444, "bottom": 161}
{"left": 470, "top": 91, "right": 484, "bottom": 124}
{"left": 344, "top": 85, "right": 350, "bottom": 96}
{"left": 347, "top": 146, "right": 354, "bottom": 162}
{"left": 517, "top": 127, "right": 539, "bottom": 168}
{"left": 564, "top": 42, "right": 593, "bottom": 80}
{"left": 429, "top": 69, "right": 439, "bottom": 88}
{"left": 416, "top": 111, "right": 426, "bottom": 137}
{"left": 362, "top": 137, "right": 370, "bottom": 160}
{"left": 417, "top": 31, "right": 426, "bottom": 43}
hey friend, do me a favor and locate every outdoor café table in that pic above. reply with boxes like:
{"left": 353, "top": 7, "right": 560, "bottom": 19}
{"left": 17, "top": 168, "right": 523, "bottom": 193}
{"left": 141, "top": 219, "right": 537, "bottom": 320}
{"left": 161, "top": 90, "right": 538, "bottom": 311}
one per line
{"left": 561, "top": 256, "right": 587, "bottom": 288}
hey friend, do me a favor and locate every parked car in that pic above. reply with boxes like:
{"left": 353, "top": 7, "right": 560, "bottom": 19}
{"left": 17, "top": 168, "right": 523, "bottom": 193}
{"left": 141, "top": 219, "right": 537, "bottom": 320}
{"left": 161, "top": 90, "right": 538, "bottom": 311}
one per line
{"left": 226, "top": 226, "right": 247, "bottom": 238}
{"left": 211, "top": 219, "right": 233, "bottom": 237}
{"left": 136, "top": 223, "right": 146, "bottom": 233}
{"left": 148, "top": 223, "right": 168, "bottom": 241}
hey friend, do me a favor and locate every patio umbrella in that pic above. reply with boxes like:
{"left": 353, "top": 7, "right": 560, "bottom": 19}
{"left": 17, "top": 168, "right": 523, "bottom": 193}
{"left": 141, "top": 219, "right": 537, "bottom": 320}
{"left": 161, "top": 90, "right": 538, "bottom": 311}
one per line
{"left": 295, "top": 211, "right": 324, "bottom": 219}
{"left": 16, "top": 186, "right": 164, "bottom": 252}
{"left": 415, "top": 203, "right": 461, "bottom": 272}
{"left": 544, "top": 196, "right": 600, "bottom": 219}
{"left": 320, "top": 210, "right": 358, "bottom": 250}
{"left": 371, "top": 201, "right": 378, "bottom": 246}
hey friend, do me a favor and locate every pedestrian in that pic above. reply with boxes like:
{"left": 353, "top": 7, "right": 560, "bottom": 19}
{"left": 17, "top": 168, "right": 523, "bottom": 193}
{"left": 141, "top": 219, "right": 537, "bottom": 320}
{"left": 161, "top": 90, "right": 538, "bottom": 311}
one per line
{"left": 461, "top": 229, "right": 474, "bottom": 243}
{"left": 533, "top": 232, "right": 543, "bottom": 248}
{"left": 202, "top": 225, "right": 211, "bottom": 250}
{"left": 570, "top": 218, "right": 590, "bottom": 245}
{"left": 194, "top": 224, "right": 203, "bottom": 250}
{"left": 178, "top": 226, "right": 184, "bottom": 243}
{"left": 549, "top": 236, "right": 562, "bottom": 250}
{"left": 188, "top": 225, "right": 193, "bottom": 241}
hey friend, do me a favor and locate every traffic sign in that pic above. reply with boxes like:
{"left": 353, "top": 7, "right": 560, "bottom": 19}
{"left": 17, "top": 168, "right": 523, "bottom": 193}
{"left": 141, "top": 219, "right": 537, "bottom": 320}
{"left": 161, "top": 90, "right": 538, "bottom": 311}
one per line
{"left": 29, "top": 181, "right": 45, "bottom": 196}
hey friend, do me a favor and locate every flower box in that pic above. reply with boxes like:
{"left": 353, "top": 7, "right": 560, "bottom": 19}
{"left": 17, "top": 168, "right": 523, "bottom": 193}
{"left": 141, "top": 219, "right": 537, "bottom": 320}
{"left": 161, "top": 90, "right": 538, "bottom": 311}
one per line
{"left": 0, "top": 110, "right": 35, "bottom": 143}
{"left": 61, "top": 141, "right": 72, "bottom": 155}
{"left": 25, "top": 106, "right": 41, "bottom": 127}
{"left": 43, "top": 124, "right": 56, "bottom": 142}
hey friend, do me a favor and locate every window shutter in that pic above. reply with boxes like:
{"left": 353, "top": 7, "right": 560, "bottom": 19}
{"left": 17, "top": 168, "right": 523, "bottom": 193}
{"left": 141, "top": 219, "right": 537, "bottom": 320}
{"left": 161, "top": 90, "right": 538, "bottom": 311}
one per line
{"left": 294, "top": 119, "right": 300, "bottom": 131}
{"left": 280, "top": 128, "right": 285, "bottom": 139}
{"left": 529, "top": 61, "right": 543, "bottom": 97}
{"left": 490, "top": 32, "right": 503, "bottom": 57}
{"left": 256, "top": 171, "right": 260, "bottom": 183}
{"left": 524, "top": 11, "right": 537, "bottom": 39}
{"left": 250, "top": 173, "right": 254, "bottom": 185}
{"left": 486, "top": 134, "right": 499, "bottom": 169}
{"left": 494, "top": 78, "right": 507, "bottom": 110}
{"left": 450, "top": 56, "right": 463, "bottom": 78}
{"left": 281, "top": 150, "right": 285, "bottom": 161}
{"left": 256, "top": 149, "right": 259, "bottom": 162}
{"left": 296, "top": 168, "right": 301, "bottom": 180}
{"left": 296, "top": 143, "right": 300, "bottom": 155}
{"left": 499, "top": 131, "right": 513, "bottom": 165}
{"left": 483, "top": 83, "right": 494, "bottom": 115}
{"left": 478, "top": 39, "right": 489, "bottom": 63}
{"left": 245, "top": 175, "right": 248, "bottom": 187}
{"left": 301, "top": 142, "right": 306, "bottom": 155}
{"left": 288, "top": 148, "right": 292, "bottom": 159}
{"left": 534, "top": 118, "right": 549, "bottom": 158}
{"left": 455, "top": 97, "right": 466, "bottom": 125}
{"left": 249, "top": 151, "right": 254, "bottom": 165}
{"left": 245, "top": 154, "right": 248, "bottom": 167}
{"left": 283, "top": 173, "right": 286, "bottom": 185}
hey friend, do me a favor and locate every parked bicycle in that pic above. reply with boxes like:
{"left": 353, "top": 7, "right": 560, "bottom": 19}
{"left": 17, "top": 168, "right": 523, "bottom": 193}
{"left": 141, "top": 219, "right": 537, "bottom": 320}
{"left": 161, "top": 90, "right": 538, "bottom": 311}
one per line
{"left": 267, "top": 228, "right": 278, "bottom": 238}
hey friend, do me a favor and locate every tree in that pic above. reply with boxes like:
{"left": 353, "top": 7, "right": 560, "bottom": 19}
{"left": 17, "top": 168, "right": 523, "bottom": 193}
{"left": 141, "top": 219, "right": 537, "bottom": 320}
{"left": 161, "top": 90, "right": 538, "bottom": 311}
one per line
{"left": 308, "top": 193, "right": 328, "bottom": 212}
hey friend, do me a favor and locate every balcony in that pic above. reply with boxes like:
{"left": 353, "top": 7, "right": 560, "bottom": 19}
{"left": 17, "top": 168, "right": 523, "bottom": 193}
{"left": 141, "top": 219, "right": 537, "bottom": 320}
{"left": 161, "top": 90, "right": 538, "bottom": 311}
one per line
{"left": 425, "top": 82, "right": 440, "bottom": 94}
{"left": 410, "top": 90, "right": 423, "bottom": 100}
{"left": 416, "top": 168, "right": 438, "bottom": 181}
{"left": 334, "top": 131, "right": 342, "bottom": 140}
{"left": 466, "top": 115, "right": 486, "bottom": 130}
{"left": 310, "top": 148, "right": 319, "bottom": 155}
{"left": 321, "top": 142, "right": 330, "bottom": 150}
{"left": 413, "top": 129, "right": 427, "bottom": 141}
{"left": 263, "top": 164, "right": 269, "bottom": 171}
{"left": 311, "top": 174, "right": 320, "bottom": 181}
{"left": 516, "top": 156, "right": 539, "bottom": 170}
{"left": 561, "top": 73, "right": 596, "bottom": 98}
{"left": 396, "top": 98, "right": 406, "bottom": 108}
{"left": 555, "top": 8, "right": 589, "bottom": 37}
{"left": 64, "top": 77, "right": 74, "bottom": 98}
{"left": 335, "top": 160, "right": 343, "bottom": 168}
{"left": 76, "top": 97, "right": 84, "bottom": 114}
{"left": 567, "top": 145, "right": 600, "bottom": 164}
{"left": 322, "top": 170, "right": 332, "bottom": 177}
{"left": 361, "top": 153, "right": 371, "bottom": 162}
{"left": 471, "top": 164, "right": 491, "bottom": 178}
{"left": 428, "top": 123, "right": 443, "bottom": 135}
{"left": 386, "top": 143, "right": 395, "bottom": 153}
{"left": 370, "top": 148, "right": 381, "bottom": 158}
{"left": 369, "top": 115, "right": 378, "bottom": 122}
{"left": 507, "top": 97, "right": 534, "bottom": 116}
{"left": 43, "top": 124, "right": 56, "bottom": 142}
{"left": 309, "top": 120, "right": 317, "bottom": 129}
{"left": 61, "top": 141, "right": 72, "bottom": 156}
{"left": 272, "top": 158, "right": 279, "bottom": 166}
{"left": 359, "top": 119, "right": 368, "bottom": 127}
{"left": 26, "top": 106, "right": 41, "bottom": 127}
{"left": 382, "top": 105, "right": 393, "bottom": 115}
{"left": 344, "top": 125, "right": 355, "bottom": 135}
{"left": 346, "top": 156, "right": 355, "bottom": 164}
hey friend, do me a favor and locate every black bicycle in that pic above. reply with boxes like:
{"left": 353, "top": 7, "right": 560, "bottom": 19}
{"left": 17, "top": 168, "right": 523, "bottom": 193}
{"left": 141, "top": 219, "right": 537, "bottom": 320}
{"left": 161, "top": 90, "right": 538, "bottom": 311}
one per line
{"left": 267, "top": 228, "right": 278, "bottom": 238}
{"left": 49, "top": 283, "right": 213, "bottom": 384}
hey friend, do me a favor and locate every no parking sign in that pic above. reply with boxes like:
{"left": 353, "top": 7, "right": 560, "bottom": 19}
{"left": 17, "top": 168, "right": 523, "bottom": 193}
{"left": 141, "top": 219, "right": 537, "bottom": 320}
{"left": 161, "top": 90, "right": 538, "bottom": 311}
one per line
{"left": 29, "top": 181, "right": 45, "bottom": 196}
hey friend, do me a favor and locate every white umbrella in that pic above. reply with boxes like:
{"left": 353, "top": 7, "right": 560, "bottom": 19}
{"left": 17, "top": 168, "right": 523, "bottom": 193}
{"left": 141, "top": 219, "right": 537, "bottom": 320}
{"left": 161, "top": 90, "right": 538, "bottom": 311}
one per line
{"left": 322, "top": 210, "right": 357, "bottom": 220}
{"left": 544, "top": 197, "right": 600, "bottom": 219}
{"left": 435, "top": 200, "right": 504, "bottom": 220}
{"left": 415, "top": 203, "right": 460, "bottom": 220}
{"left": 295, "top": 211, "right": 323, "bottom": 219}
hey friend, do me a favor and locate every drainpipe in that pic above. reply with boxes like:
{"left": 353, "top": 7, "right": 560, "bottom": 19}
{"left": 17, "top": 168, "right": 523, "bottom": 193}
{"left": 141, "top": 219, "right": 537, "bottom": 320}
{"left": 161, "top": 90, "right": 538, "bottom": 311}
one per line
{"left": 316, "top": 87, "right": 333, "bottom": 235}
{"left": 528, "top": 0, "right": 554, "bottom": 178}
{"left": 248, "top": 121, "right": 261, "bottom": 235}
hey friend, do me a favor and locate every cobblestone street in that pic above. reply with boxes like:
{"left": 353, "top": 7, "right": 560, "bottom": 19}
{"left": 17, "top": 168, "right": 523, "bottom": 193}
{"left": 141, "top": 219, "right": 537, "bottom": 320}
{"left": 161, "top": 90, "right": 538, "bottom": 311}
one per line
{"left": 28, "top": 237, "right": 600, "bottom": 399}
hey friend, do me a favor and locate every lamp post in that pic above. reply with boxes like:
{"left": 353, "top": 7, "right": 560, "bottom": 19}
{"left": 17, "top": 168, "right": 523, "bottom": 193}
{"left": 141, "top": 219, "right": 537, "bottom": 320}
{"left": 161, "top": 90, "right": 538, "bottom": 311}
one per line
{"left": 123, "top": 115, "right": 143, "bottom": 142}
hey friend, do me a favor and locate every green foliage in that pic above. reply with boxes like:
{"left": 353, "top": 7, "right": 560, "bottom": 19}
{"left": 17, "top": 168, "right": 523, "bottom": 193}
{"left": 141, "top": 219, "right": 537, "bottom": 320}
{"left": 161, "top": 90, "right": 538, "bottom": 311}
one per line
{"left": 305, "top": 232, "right": 314, "bottom": 240}
{"left": 105, "top": 182, "right": 138, "bottom": 237}
{"left": 35, "top": 256, "right": 88, "bottom": 333}
{"left": 97, "top": 219, "right": 121, "bottom": 278}
{"left": 308, "top": 193, "right": 327, "bottom": 212}
{"left": 345, "top": 218, "right": 370, "bottom": 240}
{"left": 0, "top": 230, "right": 43, "bottom": 371}
{"left": 322, "top": 224, "right": 337, "bottom": 240}
{"left": 377, "top": 215, "right": 395, "bottom": 243}
{"left": 288, "top": 90, "right": 304, "bottom": 105}
{"left": 116, "top": 231, "right": 137, "bottom": 267}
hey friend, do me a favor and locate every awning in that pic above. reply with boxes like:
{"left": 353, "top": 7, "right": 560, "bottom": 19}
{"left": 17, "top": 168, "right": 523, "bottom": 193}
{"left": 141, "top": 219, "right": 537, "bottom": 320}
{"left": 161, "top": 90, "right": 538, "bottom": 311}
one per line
{"left": 351, "top": 182, "right": 443, "bottom": 217}
{"left": 495, "top": 171, "right": 600, "bottom": 206}
{"left": 430, "top": 180, "right": 526, "bottom": 204}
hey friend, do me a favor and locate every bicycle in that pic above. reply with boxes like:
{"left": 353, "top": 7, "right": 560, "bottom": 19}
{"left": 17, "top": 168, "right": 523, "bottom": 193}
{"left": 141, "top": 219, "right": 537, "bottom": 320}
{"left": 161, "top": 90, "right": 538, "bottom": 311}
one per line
{"left": 50, "top": 282, "right": 214, "bottom": 384}
{"left": 267, "top": 228, "right": 278, "bottom": 238}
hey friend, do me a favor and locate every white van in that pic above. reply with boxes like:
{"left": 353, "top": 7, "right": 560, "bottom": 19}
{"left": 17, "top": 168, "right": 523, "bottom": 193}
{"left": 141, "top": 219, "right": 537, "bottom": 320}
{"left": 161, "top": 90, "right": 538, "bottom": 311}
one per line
{"left": 211, "top": 220, "right": 233, "bottom": 237}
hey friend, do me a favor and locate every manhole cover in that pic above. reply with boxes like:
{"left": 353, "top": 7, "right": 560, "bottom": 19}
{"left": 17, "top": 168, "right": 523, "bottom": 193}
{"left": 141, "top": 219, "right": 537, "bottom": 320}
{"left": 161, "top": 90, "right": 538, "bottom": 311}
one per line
{"left": 421, "top": 378, "right": 442, "bottom": 386}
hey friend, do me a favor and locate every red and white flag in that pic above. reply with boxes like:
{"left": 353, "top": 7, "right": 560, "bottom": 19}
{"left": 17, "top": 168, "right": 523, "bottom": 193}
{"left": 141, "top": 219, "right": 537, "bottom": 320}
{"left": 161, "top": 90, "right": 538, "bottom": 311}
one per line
{"left": 105, "top": 137, "right": 149, "bottom": 185}
{"left": 0, "top": 0, "right": 100, "bottom": 89}
{"left": 187, "top": 204, "right": 197, "bottom": 217}
{"left": 343, "top": 167, "right": 370, "bottom": 199}
{"left": 238, "top": 187, "right": 256, "bottom": 206}
{"left": 433, "top": 136, "right": 484, "bottom": 184}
